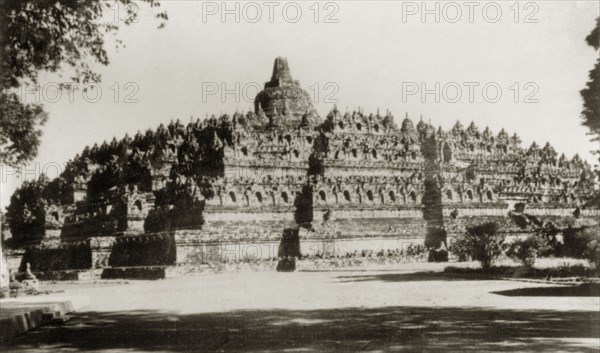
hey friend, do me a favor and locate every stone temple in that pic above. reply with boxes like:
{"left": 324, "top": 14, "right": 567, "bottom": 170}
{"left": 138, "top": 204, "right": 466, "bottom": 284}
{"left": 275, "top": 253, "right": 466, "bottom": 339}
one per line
{"left": 4, "top": 57, "right": 599, "bottom": 274}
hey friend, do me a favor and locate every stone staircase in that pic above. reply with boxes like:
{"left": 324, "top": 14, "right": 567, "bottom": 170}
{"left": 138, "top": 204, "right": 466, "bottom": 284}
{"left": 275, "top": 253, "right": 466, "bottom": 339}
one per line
{"left": 0, "top": 295, "right": 89, "bottom": 342}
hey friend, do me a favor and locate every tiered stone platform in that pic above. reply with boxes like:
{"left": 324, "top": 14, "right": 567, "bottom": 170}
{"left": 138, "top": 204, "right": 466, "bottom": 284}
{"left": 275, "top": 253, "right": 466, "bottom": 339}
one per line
{"left": 0, "top": 295, "right": 89, "bottom": 342}
{"left": 4, "top": 57, "right": 597, "bottom": 276}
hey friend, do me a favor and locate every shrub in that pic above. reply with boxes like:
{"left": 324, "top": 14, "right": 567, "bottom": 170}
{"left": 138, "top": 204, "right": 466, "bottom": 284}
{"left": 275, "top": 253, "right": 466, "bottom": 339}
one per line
{"left": 428, "top": 248, "right": 449, "bottom": 262}
{"left": 563, "top": 226, "right": 597, "bottom": 258}
{"left": 425, "top": 227, "right": 448, "bottom": 263}
{"left": 448, "top": 236, "right": 470, "bottom": 262}
{"left": 561, "top": 225, "right": 599, "bottom": 269}
{"left": 537, "top": 222, "right": 562, "bottom": 256}
{"left": 452, "top": 222, "right": 505, "bottom": 271}
{"left": 585, "top": 238, "right": 600, "bottom": 269}
{"left": 507, "top": 235, "right": 551, "bottom": 268}
{"left": 278, "top": 228, "right": 302, "bottom": 259}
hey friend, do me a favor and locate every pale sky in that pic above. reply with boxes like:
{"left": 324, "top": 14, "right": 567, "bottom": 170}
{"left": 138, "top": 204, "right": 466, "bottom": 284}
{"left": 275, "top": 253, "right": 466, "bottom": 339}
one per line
{"left": 1, "top": 0, "right": 599, "bottom": 210}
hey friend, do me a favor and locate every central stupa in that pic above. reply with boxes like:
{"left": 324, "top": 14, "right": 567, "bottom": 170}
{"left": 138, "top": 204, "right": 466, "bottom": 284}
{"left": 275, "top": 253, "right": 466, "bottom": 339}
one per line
{"left": 254, "top": 57, "right": 315, "bottom": 121}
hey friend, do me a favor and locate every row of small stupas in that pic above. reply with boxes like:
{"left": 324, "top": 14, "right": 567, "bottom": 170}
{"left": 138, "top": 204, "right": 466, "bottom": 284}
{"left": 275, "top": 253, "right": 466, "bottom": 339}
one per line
{"left": 6, "top": 57, "right": 596, "bottom": 245}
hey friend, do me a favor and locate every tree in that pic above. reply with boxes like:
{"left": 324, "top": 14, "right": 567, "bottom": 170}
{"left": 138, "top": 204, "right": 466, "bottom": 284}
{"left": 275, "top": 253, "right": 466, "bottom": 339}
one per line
{"left": 580, "top": 17, "right": 600, "bottom": 157}
{"left": 0, "top": 0, "right": 167, "bottom": 167}
{"left": 451, "top": 222, "right": 505, "bottom": 271}
{"left": 5, "top": 175, "right": 49, "bottom": 241}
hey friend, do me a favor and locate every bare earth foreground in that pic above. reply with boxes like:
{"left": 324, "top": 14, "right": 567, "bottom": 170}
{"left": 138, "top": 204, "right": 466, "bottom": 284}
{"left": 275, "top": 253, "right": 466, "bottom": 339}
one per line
{"left": 2, "top": 268, "right": 599, "bottom": 352}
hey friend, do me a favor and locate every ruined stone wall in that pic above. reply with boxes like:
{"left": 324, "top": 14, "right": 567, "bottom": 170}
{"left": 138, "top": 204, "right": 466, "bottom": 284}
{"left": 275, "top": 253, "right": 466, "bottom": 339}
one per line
{"left": 174, "top": 236, "right": 426, "bottom": 265}
{"left": 175, "top": 237, "right": 281, "bottom": 264}
{"left": 108, "top": 234, "right": 176, "bottom": 267}
{"left": 312, "top": 207, "right": 427, "bottom": 238}
{"left": 18, "top": 241, "right": 92, "bottom": 272}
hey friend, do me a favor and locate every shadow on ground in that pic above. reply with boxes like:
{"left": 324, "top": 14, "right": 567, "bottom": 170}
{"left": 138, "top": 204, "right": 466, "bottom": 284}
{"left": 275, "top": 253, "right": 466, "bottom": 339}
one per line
{"left": 494, "top": 283, "right": 600, "bottom": 297}
{"left": 335, "top": 271, "right": 493, "bottom": 283}
{"left": 2, "top": 306, "right": 599, "bottom": 352}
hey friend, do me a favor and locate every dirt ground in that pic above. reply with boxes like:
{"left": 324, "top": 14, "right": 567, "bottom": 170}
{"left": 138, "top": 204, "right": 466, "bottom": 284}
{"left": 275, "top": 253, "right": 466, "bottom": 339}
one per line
{"left": 2, "top": 268, "right": 599, "bottom": 352}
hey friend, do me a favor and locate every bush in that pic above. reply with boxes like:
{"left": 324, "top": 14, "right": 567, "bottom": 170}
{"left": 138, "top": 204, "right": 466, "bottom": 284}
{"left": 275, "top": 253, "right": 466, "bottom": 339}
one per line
{"left": 537, "top": 222, "right": 562, "bottom": 256}
{"left": 507, "top": 235, "right": 551, "bottom": 268}
{"left": 451, "top": 222, "right": 505, "bottom": 271}
{"left": 563, "top": 226, "right": 597, "bottom": 258}
{"left": 585, "top": 238, "right": 600, "bottom": 269}
{"left": 448, "top": 236, "right": 470, "bottom": 262}
{"left": 427, "top": 249, "right": 449, "bottom": 262}
{"left": 425, "top": 227, "right": 448, "bottom": 263}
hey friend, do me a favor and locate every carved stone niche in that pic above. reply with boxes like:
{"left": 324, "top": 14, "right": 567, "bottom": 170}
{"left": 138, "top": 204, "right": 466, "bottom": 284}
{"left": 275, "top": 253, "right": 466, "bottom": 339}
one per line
{"left": 89, "top": 236, "right": 117, "bottom": 269}
{"left": 124, "top": 190, "right": 155, "bottom": 234}
{"left": 43, "top": 204, "right": 65, "bottom": 239}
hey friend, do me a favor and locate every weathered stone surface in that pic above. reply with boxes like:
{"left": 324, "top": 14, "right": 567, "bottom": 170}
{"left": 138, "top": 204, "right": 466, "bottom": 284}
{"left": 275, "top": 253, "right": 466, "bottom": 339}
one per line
{"left": 4, "top": 57, "right": 598, "bottom": 272}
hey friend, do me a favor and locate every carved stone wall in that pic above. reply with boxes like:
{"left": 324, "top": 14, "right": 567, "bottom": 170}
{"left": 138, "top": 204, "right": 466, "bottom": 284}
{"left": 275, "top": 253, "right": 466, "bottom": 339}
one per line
{"left": 5, "top": 57, "right": 598, "bottom": 272}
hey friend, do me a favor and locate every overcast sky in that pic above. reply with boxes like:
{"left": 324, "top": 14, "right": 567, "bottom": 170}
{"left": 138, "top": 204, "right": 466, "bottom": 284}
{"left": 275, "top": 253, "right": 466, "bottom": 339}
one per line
{"left": 2, "top": 0, "right": 599, "bottom": 210}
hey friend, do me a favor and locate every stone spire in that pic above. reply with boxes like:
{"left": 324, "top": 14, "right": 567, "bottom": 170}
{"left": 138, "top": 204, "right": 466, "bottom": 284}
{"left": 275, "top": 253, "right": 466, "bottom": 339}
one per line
{"left": 270, "top": 57, "right": 294, "bottom": 85}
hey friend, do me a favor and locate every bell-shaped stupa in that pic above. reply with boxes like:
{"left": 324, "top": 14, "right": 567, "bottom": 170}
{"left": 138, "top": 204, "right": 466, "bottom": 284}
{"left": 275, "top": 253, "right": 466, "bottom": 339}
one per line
{"left": 254, "top": 57, "right": 316, "bottom": 124}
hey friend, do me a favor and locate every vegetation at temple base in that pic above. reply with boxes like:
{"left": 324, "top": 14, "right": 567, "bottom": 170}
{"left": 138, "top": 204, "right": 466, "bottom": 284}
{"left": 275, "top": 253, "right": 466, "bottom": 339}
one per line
{"left": 447, "top": 222, "right": 600, "bottom": 274}
{"left": 561, "top": 225, "right": 600, "bottom": 271}
{"left": 425, "top": 227, "right": 448, "bottom": 262}
{"left": 0, "top": 0, "right": 167, "bottom": 167}
{"left": 451, "top": 222, "right": 505, "bottom": 272}
{"left": 562, "top": 225, "right": 599, "bottom": 259}
{"left": 586, "top": 238, "right": 600, "bottom": 270}
{"left": 506, "top": 235, "right": 551, "bottom": 269}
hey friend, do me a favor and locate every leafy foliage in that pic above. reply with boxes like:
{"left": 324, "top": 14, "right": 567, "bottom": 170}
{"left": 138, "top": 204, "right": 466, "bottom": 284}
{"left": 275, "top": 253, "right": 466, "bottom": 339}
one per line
{"left": 535, "top": 221, "right": 563, "bottom": 257}
{"left": 506, "top": 235, "right": 551, "bottom": 268}
{"left": 561, "top": 225, "right": 599, "bottom": 269}
{"left": 563, "top": 225, "right": 598, "bottom": 259}
{"left": 448, "top": 234, "right": 470, "bottom": 262}
{"left": 0, "top": 93, "right": 48, "bottom": 166}
{"left": 6, "top": 115, "right": 237, "bottom": 238}
{"left": 5, "top": 176, "right": 48, "bottom": 241}
{"left": 451, "top": 222, "right": 505, "bottom": 271}
{"left": 580, "top": 17, "right": 600, "bottom": 156}
{"left": 0, "top": 0, "right": 167, "bottom": 167}
{"left": 585, "top": 238, "right": 600, "bottom": 269}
